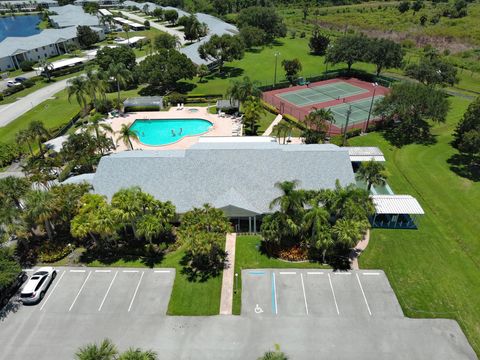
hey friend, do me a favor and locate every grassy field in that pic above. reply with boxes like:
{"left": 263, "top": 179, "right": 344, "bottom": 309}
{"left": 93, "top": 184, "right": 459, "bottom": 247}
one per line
{"left": 349, "top": 96, "right": 480, "bottom": 356}
{"left": 232, "top": 235, "right": 328, "bottom": 315}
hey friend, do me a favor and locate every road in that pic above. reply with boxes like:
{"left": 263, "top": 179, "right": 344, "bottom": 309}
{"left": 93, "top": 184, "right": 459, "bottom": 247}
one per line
{"left": 0, "top": 70, "right": 38, "bottom": 91}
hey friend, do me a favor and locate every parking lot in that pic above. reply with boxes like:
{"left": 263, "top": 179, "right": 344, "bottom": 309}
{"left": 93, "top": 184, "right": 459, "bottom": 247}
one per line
{"left": 242, "top": 269, "right": 404, "bottom": 318}
{"left": 16, "top": 267, "right": 175, "bottom": 316}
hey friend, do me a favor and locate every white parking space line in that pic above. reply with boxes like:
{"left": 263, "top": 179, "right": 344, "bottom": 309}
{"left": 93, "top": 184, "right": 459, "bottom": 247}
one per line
{"left": 279, "top": 271, "right": 296, "bottom": 275}
{"left": 40, "top": 270, "right": 66, "bottom": 311}
{"left": 123, "top": 270, "right": 139, "bottom": 273}
{"left": 362, "top": 272, "right": 380, "bottom": 276}
{"left": 300, "top": 273, "right": 309, "bottom": 315}
{"left": 356, "top": 273, "right": 372, "bottom": 316}
{"left": 68, "top": 271, "right": 92, "bottom": 312}
{"left": 98, "top": 271, "right": 118, "bottom": 311}
{"left": 334, "top": 272, "right": 351, "bottom": 275}
{"left": 272, "top": 272, "right": 278, "bottom": 315}
{"left": 70, "top": 269, "right": 86, "bottom": 273}
{"left": 128, "top": 271, "right": 144, "bottom": 312}
{"left": 327, "top": 273, "right": 340, "bottom": 315}
{"left": 95, "top": 270, "right": 111, "bottom": 273}
{"left": 307, "top": 272, "right": 324, "bottom": 275}
{"left": 23, "top": 269, "right": 34, "bottom": 272}
{"left": 154, "top": 270, "right": 171, "bottom": 273}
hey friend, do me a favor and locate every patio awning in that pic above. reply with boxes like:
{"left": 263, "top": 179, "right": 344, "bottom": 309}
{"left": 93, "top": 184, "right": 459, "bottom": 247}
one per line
{"left": 345, "top": 146, "right": 385, "bottom": 162}
{"left": 371, "top": 195, "right": 424, "bottom": 215}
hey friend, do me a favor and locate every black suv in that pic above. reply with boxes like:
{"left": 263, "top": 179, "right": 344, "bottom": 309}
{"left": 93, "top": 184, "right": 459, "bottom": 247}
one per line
{"left": 0, "top": 271, "right": 28, "bottom": 308}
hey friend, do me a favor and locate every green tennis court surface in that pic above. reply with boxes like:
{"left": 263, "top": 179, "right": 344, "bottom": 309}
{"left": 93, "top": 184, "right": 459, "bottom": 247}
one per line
{"left": 277, "top": 81, "right": 368, "bottom": 107}
{"left": 328, "top": 96, "right": 384, "bottom": 127}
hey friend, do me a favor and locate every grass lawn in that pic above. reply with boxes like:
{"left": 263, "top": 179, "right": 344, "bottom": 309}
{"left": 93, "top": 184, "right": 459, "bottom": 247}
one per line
{"left": 349, "top": 96, "right": 480, "bottom": 356}
{"left": 232, "top": 235, "right": 328, "bottom": 315}
{"left": 257, "top": 111, "right": 277, "bottom": 135}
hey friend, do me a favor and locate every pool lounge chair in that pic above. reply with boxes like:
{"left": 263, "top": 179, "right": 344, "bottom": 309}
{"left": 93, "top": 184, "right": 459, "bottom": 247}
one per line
{"left": 176, "top": 103, "right": 181, "bottom": 110}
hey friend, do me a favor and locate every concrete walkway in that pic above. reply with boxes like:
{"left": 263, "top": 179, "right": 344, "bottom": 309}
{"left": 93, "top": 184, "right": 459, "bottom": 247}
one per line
{"left": 350, "top": 229, "right": 370, "bottom": 270}
{"left": 262, "top": 114, "right": 283, "bottom": 136}
{"left": 219, "top": 233, "right": 236, "bottom": 315}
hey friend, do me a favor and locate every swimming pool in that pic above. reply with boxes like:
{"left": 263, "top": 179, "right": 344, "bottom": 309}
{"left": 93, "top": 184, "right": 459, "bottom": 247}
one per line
{"left": 130, "top": 118, "right": 213, "bottom": 146}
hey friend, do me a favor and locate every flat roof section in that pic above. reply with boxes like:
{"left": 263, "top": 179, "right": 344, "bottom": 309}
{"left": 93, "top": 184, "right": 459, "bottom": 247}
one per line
{"left": 345, "top": 146, "right": 385, "bottom": 162}
{"left": 371, "top": 195, "right": 425, "bottom": 215}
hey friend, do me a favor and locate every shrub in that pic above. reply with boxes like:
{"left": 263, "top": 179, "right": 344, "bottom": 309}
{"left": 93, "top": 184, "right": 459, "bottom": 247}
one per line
{"left": 165, "top": 92, "right": 187, "bottom": 105}
{"left": 0, "top": 93, "right": 3, "bottom": 101}
{"left": 22, "top": 79, "right": 35, "bottom": 88}
{"left": 346, "top": 128, "right": 362, "bottom": 138}
{"left": 38, "top": 242, "right": 74, "bottom": 263}
{"left": 300, "top": 31, "right": 306, "bottom": 38}
{"left": 0, "top": 143, "right": 21, "bottom": 167}
{"left": 19, "top": 60, "right": 35, "bottom": 71}
{"left": 278, "top": 245, "right": 308, "bottom": 261}
{"left": 94, "top": 98, "right": 113, "bottom": 114}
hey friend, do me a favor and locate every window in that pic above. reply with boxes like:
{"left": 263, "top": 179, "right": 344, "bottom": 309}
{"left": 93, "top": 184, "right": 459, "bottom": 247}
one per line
{"left": 34, "top": 276, "right": 46, "bottom": 291}
{"left": 42, "top": 46, "right": 46, "bottom": 50}
{"left": 38, "top": 56, "right": 40, "bottom": 59}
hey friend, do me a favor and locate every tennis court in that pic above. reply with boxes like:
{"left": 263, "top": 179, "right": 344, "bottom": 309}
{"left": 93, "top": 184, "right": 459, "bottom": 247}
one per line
{"left": 328, "top": 96, "right": 384, "bottom": 127}
{"left": 277, "top": 81, "right": 368, "bottom": 107}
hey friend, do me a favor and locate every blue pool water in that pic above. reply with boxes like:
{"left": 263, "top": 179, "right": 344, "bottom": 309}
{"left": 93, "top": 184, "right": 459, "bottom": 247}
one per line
{"left": 130, "top": 119, "right": 213, "bottom": 146}
{"left": 0, "top": 15, "right": 41, "bottom": 42}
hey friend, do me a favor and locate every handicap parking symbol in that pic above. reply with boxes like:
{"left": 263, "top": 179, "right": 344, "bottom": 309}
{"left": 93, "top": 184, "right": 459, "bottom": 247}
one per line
{"left": 254, "top": 304, "right": 263, "bottom": 314}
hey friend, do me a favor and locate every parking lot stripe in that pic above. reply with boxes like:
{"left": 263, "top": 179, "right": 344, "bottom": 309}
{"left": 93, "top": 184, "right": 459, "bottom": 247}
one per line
{"left": 128, "top": 271, "right": 144, "bottom": 312}
{"left": 362, "top": 272, "right": 380, "bottom": 276}
{"left": 95, "top": 270, "right": 111, "bottom": 273}
{"left": 123, "top": 270, "right": 139, "bottom": 273}
{"left": 356, "top": 273, "right": 372, "bottom": 316}
{"left": 334, "top": 272, "right": 351, "bottom": 275}
{"left": 271, "top": 272, "right": 278, "bottom": 315}
{"left": 327, "top": 273, "right": 340, "bottom": 315}
{"left": 69, "top": 269, "right": 86, "bottom": 273}
{"left": 68, "top": 271, "right": 92, "bottom": 312}
{"left": 279, "top": 271, "right": 296, "bottom": 275}
{"left": 300, "top": 273, "right": 309, "bottom": 315}
{"left": 23, "top": 269, "right": 34, "bottom": 272}
{"left": 249, "top": 271, "right": 265, "bottom": 276}
{"left": 154, "top": 270, "right": 171, "bottom": 273}
{"left": 40, "top": 270, "right": 66, "bottom": 311}
{"left": 307, "top": 272, "right": 324, "bottom": 275}
{"left": 98, "top": 271, "right": 118, "bottom": 311}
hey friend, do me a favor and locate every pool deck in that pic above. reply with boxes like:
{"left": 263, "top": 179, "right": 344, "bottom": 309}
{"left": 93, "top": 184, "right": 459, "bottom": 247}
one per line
{"left": 108, "top": 107, "right": 233, "bottom": 152}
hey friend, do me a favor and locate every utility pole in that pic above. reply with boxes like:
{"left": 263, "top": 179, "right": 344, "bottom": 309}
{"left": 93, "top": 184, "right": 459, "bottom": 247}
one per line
{"left": 342, "top": 105, "right": 352, "bottom": 146}
{"left": 364, "top": 82, "right": 378, "bottom": 133}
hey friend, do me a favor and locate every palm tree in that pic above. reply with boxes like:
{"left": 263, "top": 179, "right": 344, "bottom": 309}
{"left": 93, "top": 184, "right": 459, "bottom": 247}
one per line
{"left": 303, "top": 199, "right": 333, "bottom": 263}
{"left": 243, "top": 96, "right": 265, "bottom": 135}
{"left": 67, "top": 76, "right": 90, "bottom": 116}
{"left": 84, "top": 68, "right": 107, "bottom": 109}
{"left": 28, "top": 120, "right": 50, "bottom": 155}
{"left": 24, "top": 190, "right": 56, "bottom": 242}
{"left": 305, "top": 108, "right": 335, "bottom": 134}
{"left": 226, "top": 76, "right": 261, "bottom": 107}
{"left": 273, "top": 121, "right": 292, "bottom": 144}
{"left": 75, "top": 339, "right": 118, "bottom": 360}
{"left": 118, "top": 348, "right": 157, "bottom": 360}
{"left": 356, "top": 160, "right": 387, "bottom": 191}
{"left": 332, "top": 218, "right": 367, "bottom": 249}
{"left": 270, "top": 180, "right": 305, "bottom": 237}
{"left": 136, "top": 214, "right": 164, "bottom": 245}
{"left": 116, "top": 123, "right": 139, "bottom": 150}
{"left": 38, "top": 59, "right": 54, "bottom": 82}
{"left": 123, "top": 24, "right": 131, "bottom": 44}
{"left": 85, "top": 114, "right": 113, "bottom": 139}
{"left": 0, "top": 176, "right": 31, "bottom": 210}
{"left": 16, "top": 128, "right": 34, "bottom": 156}
{"left": 107, "top": 63, "right": 132, "bottom": 110}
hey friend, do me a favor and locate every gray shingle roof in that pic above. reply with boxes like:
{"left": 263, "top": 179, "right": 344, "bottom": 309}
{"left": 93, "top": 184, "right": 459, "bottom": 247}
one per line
{"left": 91, "top": 143, "right": 355, "bottom": 216}
{"left": 50, "top": 5, "right": 100, "bottom": 27}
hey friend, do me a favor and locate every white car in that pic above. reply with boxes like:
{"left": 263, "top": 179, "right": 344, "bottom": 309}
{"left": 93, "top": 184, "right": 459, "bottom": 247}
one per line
{"left": 6, "top": 80, "right": 21, "bottom": 87}
{"left": 20, "top": 267, "right": 56, "bottom": 304}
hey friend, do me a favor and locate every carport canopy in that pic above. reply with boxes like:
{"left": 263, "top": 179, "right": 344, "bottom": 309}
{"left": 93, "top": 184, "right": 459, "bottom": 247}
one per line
{"left": 371, "top": 195, "right": 424, "bottom": 215}
{"left": 346, "top": 147, "right": 385, "bottom": 162}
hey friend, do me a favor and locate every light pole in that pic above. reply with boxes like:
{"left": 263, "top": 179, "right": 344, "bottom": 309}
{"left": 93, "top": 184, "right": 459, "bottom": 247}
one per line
{"left": 364, "top": 82, "right": 378, "bottom": 133}
{"left": 342, "top": 105, "right": 352, "bottom": 146}
{"left": 273, "top": 52, "right": 280, "bottom": 87}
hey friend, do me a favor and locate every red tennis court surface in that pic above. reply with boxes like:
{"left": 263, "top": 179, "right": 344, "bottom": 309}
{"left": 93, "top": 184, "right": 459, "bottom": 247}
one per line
{"left": 262, "top": 78, "right": 390, "bottom": 135}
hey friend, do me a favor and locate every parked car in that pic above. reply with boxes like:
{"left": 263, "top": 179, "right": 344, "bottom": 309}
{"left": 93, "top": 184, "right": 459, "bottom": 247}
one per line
{"left": 14, "top": 77, "right": 27, "bottom": 83}
{"left": 0, "top": 271, "right": 28, "bottom": 308}
{"left": 6, "top": 80, "right": 21, "bottom": 87}
{"left": 20, "top": 267, "right": 56, "bottom": 305}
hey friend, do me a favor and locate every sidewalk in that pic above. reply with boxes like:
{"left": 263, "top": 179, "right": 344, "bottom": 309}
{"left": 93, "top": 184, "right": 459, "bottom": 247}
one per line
{"left": 219, "top": 233, "right": 237, "bottom": 315}
{"left": 262, "top": 114, "right": 283, "bottom": 136}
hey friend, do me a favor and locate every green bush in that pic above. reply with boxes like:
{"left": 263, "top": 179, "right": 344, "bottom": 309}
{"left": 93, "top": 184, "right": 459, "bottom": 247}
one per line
{"left": 22, "top": 79, "right": 35, "bottom": 88}
{"left": 19, "top": 60, "right": 35, "bottom": 71}
{"left": 38, "top": 243, "right": 74, "bottom": 263}
{"left": 0, "top": 143, "right": 21, "bottom": 167}
{"left": 165, "top": 92, "right": 187, "bottom": 105}
{"left": 346, "top": 128, "right": 362, "bottom": 138}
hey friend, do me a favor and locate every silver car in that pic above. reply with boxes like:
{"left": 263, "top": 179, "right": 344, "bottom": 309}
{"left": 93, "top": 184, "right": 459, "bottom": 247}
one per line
{"left": 20, "top": 267, "right": 56, "bottom": 304}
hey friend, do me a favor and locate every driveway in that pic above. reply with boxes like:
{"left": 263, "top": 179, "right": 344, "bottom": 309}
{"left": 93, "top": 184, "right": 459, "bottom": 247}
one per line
{"left": 0, "top": 267, "right": 476, "bottom": 360}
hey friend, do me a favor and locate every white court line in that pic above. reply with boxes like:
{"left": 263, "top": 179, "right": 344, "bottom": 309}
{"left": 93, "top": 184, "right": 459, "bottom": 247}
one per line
{"left": 123, "top": 270, "right": 139, "bottom": 273}
{"left": 70, "top": 269, "right": 86, "bottom": 273}
{"left": 128, "top": 271, "right": 144, "bottom": 312}
{"left": 68, "top": 271, "right": 92, "bottom": 312}
{"left": 279, "top": 271, "right": 296, "bottom": 275}
{"left": 40, "top": 270, "right": 66, "bottom": 311}
{"left": 307, "top": 271, "right": 324, "bottom": 275}
{"left": 154, "top": 270, "right": 171, "bottom": 273}
{"left": 300, "top": 273, "right": 309, "bottom": 315}
{"left": 98, "top": 271, "right": 118, "bottom": 311}
{"left": 363, "top": 272, "right": 380, "bottom": 276}
{"left": 356, "top": 273, "right": 372, "bottom": 316}
{"left": 327, "top": 273, "right": 340, "bottom": 315}
{"left": 95, "top": 270, "right": 111, "bottom": 273}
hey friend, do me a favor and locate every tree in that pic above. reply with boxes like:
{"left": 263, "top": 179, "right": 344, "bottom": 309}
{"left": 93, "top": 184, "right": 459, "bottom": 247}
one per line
{"left": 225, "top": 76, "right": 261, "bottom": 106}
{"left": 116, "top": 123, "right": 139, "bottom": 150}
{"left": 77, "top": 25, "right": 99, "bottom": 49}
{"left": 82, "top": 1, "right": 98, "bottom": 14}
{"left": 237, "top": 6, "right": 287, "bottom": 43}
{"left": 412, "top": 0, "right": 424, "bottom": 12}
{"left": 302, "top": 199, "right": 332, "bottom": 263}
{"left": 122, "top": 24, "right": 131, "bottom": 44}
{"left": 243, "top": 96, "right": 265, "bottom": 135}
{"left": 453, "top": 97, "right": 480, "bottom": 162}
{"left": 302, "top": 108, "right": 332, "bottom": 143}
{"left": 398, "top": 1, "right": 410, "bottom": 13}
{"left": 67, "top": 76, "right": 90, "bottom": 116}
{"left": 356, "top": 160, "right": 388, "bottom": 191}
{"left": 28, "top": 120, "right": 50, "bottom": 155}
{"left": 143, "top": 20, "right": 150, "bottom": 29}
{"left": 273, "top": 121, "right": 292, "bottom": 144}
{"left": 239, "top": 25, "right": 266, "bottom": 49}
{"left": 75, "top": 339, "right": 118, "bottom": 360}
{"left": 107, "top": 63, "right": 132, "bottom": 110}
{"left": 16, "top": 128, "right": 34, "bottom": 156}
{"left": 270, "top": 180, "right": 304, "bottom": 221}
{"left": 154, "top": 33, "right": 180, "bottom": 50}
{"left": 325, "top": 34, "right": 369, "bottom": 72}
{"left": 38, "top": 59, "right": 54, "bottom": 82}
{"left": 136, "top": 49, "right": 196, "bottom": 90}
{"left": 152, "top": 7, "right": 163, "bottom": 20}
{"left": 179, "top": 15, "right": 202, "bottom": 43}
{"left": 374, "top": 82, "right": 450, "bottom": 145}
{"left": 163, "top": 9, "right": 178, "bottom": 25}
{"left": 367, "top": 38, "right": 404, "bottom": 75}
{"left": 0, "top": 248, "right": 22, "bottom": 289}
{"left": 96, "top": 46, "right": 137, "bottom": 71}
{"left": 309, "top": 26, "right": 330, "bottom": 55}
{"left": 405, "top": 53, "right": 458, "bottom": 87}
{"left": 23, "top": 190, "right": 56, "bottom": 242}
{"left": 0, "top": 176, "right": 31, "bottom": 210}
{"left": 85, "top": 68, "right": 107, "bottom": 111}
{"left": 332, "top": 218, "right": 367, "bottom": 249}
{"left": 281, "top": 58, "right": 302, "bottom": 85}
{"left": 198, "top": 34, "right": 245, "bottom": 72}
{"left": 197, "top": 64, "right": 209, "bottom": 83}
